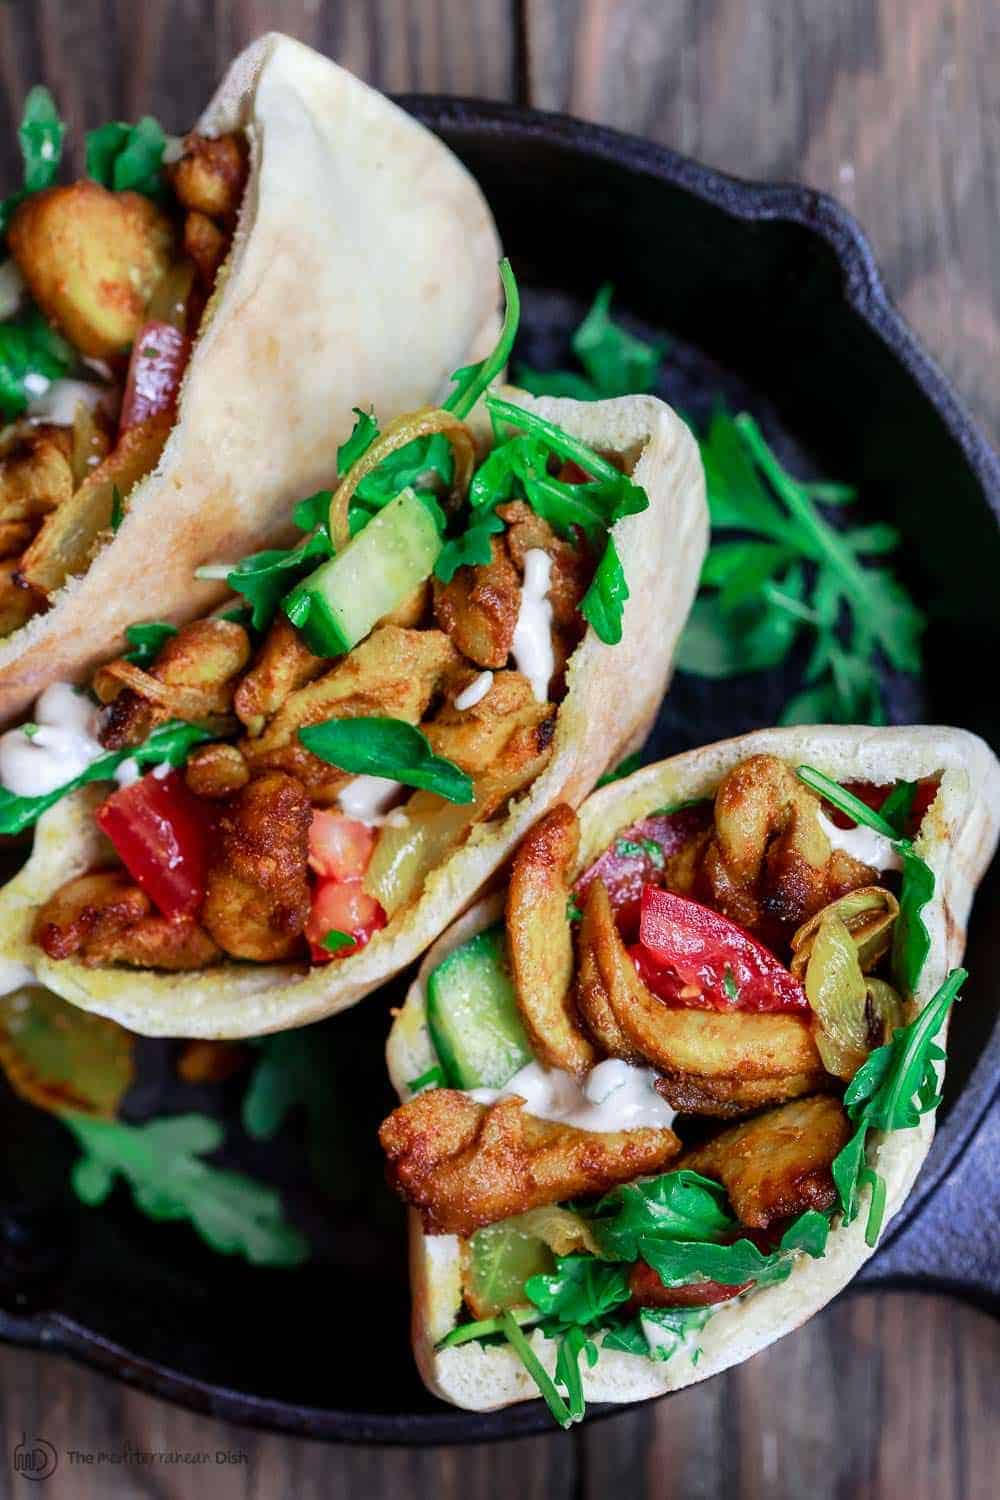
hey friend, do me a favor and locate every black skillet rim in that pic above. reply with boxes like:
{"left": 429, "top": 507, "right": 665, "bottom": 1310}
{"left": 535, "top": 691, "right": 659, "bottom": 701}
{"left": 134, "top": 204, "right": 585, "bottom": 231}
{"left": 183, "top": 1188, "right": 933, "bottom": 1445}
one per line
{"left": 1, "top": 95, "right": 997, "bottom": 1446}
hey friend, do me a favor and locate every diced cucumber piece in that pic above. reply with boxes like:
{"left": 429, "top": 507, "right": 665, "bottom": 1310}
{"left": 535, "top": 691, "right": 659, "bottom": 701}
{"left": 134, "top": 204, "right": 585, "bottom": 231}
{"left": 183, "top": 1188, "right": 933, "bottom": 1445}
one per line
{"left": 426, "top": 926, "right": 533, "bottom": 1090}
{"left": 464, "top": 1222, "right": 555, "bottom": 1317}
{"left": 283, "top": 486, "right": 441, "bottom": 656}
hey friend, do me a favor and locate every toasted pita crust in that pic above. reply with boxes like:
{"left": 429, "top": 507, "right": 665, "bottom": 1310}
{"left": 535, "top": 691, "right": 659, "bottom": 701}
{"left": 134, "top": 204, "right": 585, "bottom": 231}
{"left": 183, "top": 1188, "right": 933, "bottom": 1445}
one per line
{"left": 385, "top": 724, "right": 1000, "bottom": 1412}
{"left": 0, "top": 33, "right": 501, "bottom": 723}
{"left": 0, "top": 389, "right": 706, "bottom": 1036}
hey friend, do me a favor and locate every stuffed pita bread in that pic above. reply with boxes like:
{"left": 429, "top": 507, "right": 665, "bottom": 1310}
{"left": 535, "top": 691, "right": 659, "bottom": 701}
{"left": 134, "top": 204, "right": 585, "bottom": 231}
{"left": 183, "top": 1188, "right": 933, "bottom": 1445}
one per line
{"left": 381, "top": 724, "right": 999, "bottom": 1422}
{"left": 0, "top": 32, "right": 500, "bottom": 722}
{"left": 0, "top": 329, "right": 707, "bottom": 1036}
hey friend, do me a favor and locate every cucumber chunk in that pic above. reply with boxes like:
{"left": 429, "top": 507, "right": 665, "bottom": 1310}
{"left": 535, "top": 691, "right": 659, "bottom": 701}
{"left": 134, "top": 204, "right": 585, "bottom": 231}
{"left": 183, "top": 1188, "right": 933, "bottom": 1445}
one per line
{"left": 283, "top": 486, "right": 441, "bottom": 656}
{"left": 426, "top": 926, "right": 533, "bottom": 1090}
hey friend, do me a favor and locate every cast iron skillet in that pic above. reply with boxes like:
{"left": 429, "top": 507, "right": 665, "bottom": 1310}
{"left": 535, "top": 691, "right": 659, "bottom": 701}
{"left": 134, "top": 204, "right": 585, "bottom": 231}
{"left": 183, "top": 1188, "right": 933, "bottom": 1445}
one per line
{"left": 1, "top": 99, "right": 998, "bottom": 1444}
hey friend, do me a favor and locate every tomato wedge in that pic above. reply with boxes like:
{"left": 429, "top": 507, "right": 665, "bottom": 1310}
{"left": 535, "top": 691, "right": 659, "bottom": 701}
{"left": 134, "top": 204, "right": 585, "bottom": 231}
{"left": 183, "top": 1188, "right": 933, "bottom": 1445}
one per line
{"left": 635, "top": 886, "right": 807, "bottom": 1012}
{"left": 306, "top": 878, "right": 386, "bottom": 963}
{"left": 119, "top": 320, "right": 191, "bottom": 432}
{"left": 96, "top": 771, "right": 213, "bottom": 921}
{"left": 574, "top": 803, "right": 713, "bottom": 940}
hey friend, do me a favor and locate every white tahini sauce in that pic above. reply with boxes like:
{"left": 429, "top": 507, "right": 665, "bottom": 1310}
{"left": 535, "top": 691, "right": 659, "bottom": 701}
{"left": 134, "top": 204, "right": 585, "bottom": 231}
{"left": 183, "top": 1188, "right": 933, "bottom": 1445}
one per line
{"left": 512, "top": 548, "right": 554, "bottom": 703}
{"left": 470, "top": 1058, "right": 676, "bottom": 1133}
{"left": 454, "top": 670, "right": 494, "bottom": 711}
{"left": 0, "top": 958, "right": 35, "bottom": 996}
{"left": 28, "top": 378, "right": 110, "bottom": 426}
{"left": 0, "top": 683, "right": 105, "bottom": 798}
{"left": 818, "top": 810, "right": 902, "bottom": 873}
{"left": 113, "top": 758, "right": 142, "bottom": 788}
{"left": 338, "top": 774, "right": 405, "bottom": 825}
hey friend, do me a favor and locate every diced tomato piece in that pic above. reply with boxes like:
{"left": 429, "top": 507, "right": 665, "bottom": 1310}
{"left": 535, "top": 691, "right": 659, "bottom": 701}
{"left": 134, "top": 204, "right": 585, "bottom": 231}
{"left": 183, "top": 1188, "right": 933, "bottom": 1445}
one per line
{"left": 574, "top": 803, "right": 713, "bottom": 941}
{"left": 556, "top": 459, "right": 592, "bottom": 485}
{"left": 308, "top": 810, "right": 376, "bottom": 882}
{"left": 636, "top": 886, "right": 807, "bottom": 1012}
{"left": 628, "top": 1259, "right": 750, "bottom": 1309}
{"left": 119, "top": 320, "right": 191, "bottom": 431}
{"left": 96, "top": 770, "right": 214, "bottom": 921}
{"left": 306, "top": 878, "right": 386, "bottom": 963}
{"left": 827, "top": 778, "right": 939, "bottom": 837}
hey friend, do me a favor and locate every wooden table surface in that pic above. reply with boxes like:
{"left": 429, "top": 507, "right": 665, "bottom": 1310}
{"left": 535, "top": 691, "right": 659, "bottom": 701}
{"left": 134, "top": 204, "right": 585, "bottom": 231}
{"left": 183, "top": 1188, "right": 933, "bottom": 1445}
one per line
{"left": 0, "top": 3, "right": 997, "bottom": 1498}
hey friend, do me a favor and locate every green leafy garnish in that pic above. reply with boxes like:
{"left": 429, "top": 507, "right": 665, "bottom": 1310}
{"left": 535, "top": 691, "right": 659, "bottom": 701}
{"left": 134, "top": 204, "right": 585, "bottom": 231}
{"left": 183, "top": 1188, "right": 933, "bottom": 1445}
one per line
{"left": 0, "top": 306, "right": 75, "bottom": 419}
{"left": 614, "top": 837, "right": 664, "bottom": 867}
{"left": 320, "top": 929, "right": 355, "bottom": 954}
{"left": 85, "top": 116, "right": 167, "bottom": 196}
{"left": 580, "top": 535, "right": 630, "bottom": 645}
{"left": 678, "top": 411, "right": 924, "bottom": 723}
{"left": 110, "top": 485, "right": 125, "bottom": 533}
{"left": 436, "top": 1306, "right": 540, "bottom": 1349}
{"left": 443, "top": 257, "right": 520, "bottom": 420}
{"left": 241, "top": 1026, "right": 360, "bottom": 1197}
{"left": 831, "top": 968, "right": 964, "bottom": 1246}
{"left": 723, "top": 966, "right": 739, "bottom": 1002}
{"left": 434, "top": 504, "right": 505, "bottom": 584}
{"left": 796, "top": 765, "right": 935, "bottom": 995}
{"left": 298, "top": 717, "right": 473, "bottom": 804}
{"left": 517, "top": 283, "right": 665, "bottom": 400}
{"left": 565, "top": 895, "right": 583, "bottom": 924}
{"left": 210, "top": 530, "right": 331, "bottom": 633}
{"left": 123, "top": 620, "right": 178, "bottom": 667}
{"left": 603, "top": 1304, "right": 712, "bottom": 1361}
{"left": 0, "top": 719, "right": 213, "bottom": 836}
{"left": 595, "top": 752, "right": 643, "bottom": 788}
{"left": 66, "top": 1113, "right": 308, "bottom": 1267}
{"left": 407, "top": 1064, "right": 446, "bottom": 1095}
{"left": 1, "top": 85, "right": 64, "bottom": 238}
{"left": 878, "top": 780, "right": 917, "bottom": 835}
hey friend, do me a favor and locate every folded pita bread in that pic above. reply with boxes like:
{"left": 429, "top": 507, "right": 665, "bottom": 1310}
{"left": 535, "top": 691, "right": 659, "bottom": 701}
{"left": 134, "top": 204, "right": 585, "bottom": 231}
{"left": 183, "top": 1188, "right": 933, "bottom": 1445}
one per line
{"left": 0, "top": 32, "right": 501, "bottom": 723}
{"left": 0, "top": 388, "right": 707, "bottom": 1036}
{"left": 384, "top": 724, "right": 1000, "bottom": 1413}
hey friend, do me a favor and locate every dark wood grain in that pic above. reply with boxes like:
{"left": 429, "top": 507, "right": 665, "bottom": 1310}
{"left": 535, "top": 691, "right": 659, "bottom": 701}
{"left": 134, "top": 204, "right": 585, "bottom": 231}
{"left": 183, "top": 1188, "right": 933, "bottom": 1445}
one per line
{"left": 1, "top": 1294, "right": 996, "bottom": 1499}
{"left": 0, "top": 4, "right": 996, "bottom": 1497}
{"left": 525, "top": 0, "right": 1000, "bottom": 441}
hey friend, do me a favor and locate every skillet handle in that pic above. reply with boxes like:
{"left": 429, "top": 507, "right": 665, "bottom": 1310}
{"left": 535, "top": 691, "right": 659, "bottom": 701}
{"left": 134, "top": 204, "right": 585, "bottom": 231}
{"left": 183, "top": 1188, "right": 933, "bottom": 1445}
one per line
{"left": 855, "top": 1099, "right": 999, "bottom": 1309}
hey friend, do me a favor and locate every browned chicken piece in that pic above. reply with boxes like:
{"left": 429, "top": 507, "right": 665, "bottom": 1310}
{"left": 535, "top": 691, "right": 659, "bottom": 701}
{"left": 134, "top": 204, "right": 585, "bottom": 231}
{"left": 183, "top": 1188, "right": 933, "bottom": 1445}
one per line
{"left": 423, "top": 670, "right": 553, "bottom": 776}
{"left": 655, "top": 1070, "right": 828, "bottom": 1119}
{"left": 202, "top": 772, "right": 312, "bottom": 962}
{"left": 96, "top": 617, "right": 251, "bottom": 749}
{"left": 169, "top": 133, "right": 249, "bottom": 220}
{"left": 506, "top": 804, "right": 596, "bottom": 1075}
{"left": 241, "top": 625, "right": 460, "bottom": 797}
{"left": 184, "top": 741, "right": 250, "bottom": 799}
{"left": 234, "top": 615, "right": 326, "bottom": 737}
{"left": 34, "top": 870, "right": 220, "bottom": 969}
{"left": 9, "top": 182, "right": 175, "bottom": 357}
{"left": 432, "top": 535, "right": 520, "bottom": 668}
{"left": 379, "top": 1089, "right": 681, "bottom": 1237}
{"left": 0, "top": 428, "right": 74, "bottom": 523}
{"left": 184, "top": 210, "right": 227, "bottom": 289}
{"left": 698, "top": 755, "right": 876, "bottom": 944}
{"left": 576, "top": 878, "right": 645, "bottom": 1062}
{"left": 498, "top": 500, "right": 593, "bottom": 629}
{"left": 675, "top": 1096, "right": 852, "bottom": 1228}
{"left": 0, "top": 561, "right": 43, "bottom": 635}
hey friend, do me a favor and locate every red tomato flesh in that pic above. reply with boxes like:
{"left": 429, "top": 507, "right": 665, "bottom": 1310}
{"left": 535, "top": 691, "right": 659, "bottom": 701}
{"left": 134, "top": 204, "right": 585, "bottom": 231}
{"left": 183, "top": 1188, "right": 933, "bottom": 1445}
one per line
{"left": 826, "top": 778, "right": 938, "bottom": 837}
{"left": 119, "top": 321, "right": 191, "bottom": 432}
{"left": 636, "top": 886, "right": 807, "bottom": 1012}
{"left": 96, "top": 771, "right": 213, "bottom": 921}
{"left": 627, "top": 1227, "right": 777, "bottom": 1309}
{"left": 308, "top": 810, "right": 376, "bottom": 882}
{"left": 306, "top": 878, "right": 386, "bottom": 963}
{"left": 574, "top": 803, "right": 713, "bottom": 941}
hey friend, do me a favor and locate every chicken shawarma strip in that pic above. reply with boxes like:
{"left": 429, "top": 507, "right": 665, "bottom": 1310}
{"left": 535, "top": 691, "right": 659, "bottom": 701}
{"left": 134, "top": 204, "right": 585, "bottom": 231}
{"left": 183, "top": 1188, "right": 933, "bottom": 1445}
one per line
{"left": 34, "top": 871, "right": 220, "bottom": 969}
{"left": 380, "top": 1087, "right": 680, "bottom": 1237}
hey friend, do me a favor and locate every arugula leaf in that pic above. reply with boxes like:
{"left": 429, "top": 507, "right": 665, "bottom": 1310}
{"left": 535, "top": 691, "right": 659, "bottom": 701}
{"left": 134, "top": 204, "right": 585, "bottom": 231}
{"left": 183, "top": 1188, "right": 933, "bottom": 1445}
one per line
{"left": 516, "top": 284, "right": 664, "bottom": 401}
{"left": 500, "top": 1310, "right": 574, "bottom": 1428}
{"left": 566, "top": 895, "right": 583, "bottom": 923}
{"left": 831, "top": 968, "right": 964, "bottom": 1244}
{"left": 581, "top": 535, "right": 629, "bottom": 645}
{"left": 85, "top": 116, "right": 166, "bottom": 196}
{"left": 443, "top": 257, "right": 520, "bottom": 420}
{"left": 524, "top": 1255, "right": 632, "bottom": 1325}
{"left": 0, "top": 306, "right": 75, "bottom": 419}
{"left": 595, "top": 752, "right": 643, "bottom": 788}
{"left": 434, "top": 503, "right": 505, "bottom": 584}
{"left": 436, "top": 1306, "right": 540, "bottom": 1349}
{"left": 0, "top": 719, "right": 213, "bottom": 836}
{"left": 110, "top": 484, "right": 125, "bottom": 533}
{"left": 65, "top": 1113, "right": 308, "bottom": 1267}
{"left": 291, "top": 488, "right": 334, "bottom": 542}
{"left": 217, "top": 530, "right": 332, "bottom": 633}
{"left": 584, "top": 1171, "right": 733, "bottom": 1261}
{"left": 603, "top": 1304, "right": 712, "bottom": 1361}
{"left": 878, "top": 780, "right": 917, "bottom": 836}
{"left": 241, "top": 1025, "right": 361, "bottom": 1196}
{"left": 795, "top": 764, "right": 935, "bottom": 995}
{"left": 1, "top": 86, "right": 65, "bottom": 243}
{"left": 299, "top": 717, "right": 473, "bottom": 804}
{"left": 682, "top": 410, "right": 925, "bottom": 723}
{"left": 123, "top": 620, "right": 177, "bottom": 667}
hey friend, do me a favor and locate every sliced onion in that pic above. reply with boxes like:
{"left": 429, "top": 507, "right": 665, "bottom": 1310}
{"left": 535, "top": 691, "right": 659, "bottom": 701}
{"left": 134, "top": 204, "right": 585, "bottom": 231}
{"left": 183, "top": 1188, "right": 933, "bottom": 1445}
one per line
{"left": 804, "top": 912, "right": 870, "bottom": 1080}
{"left": 791, "top": 885, "right": 898, "bottom": 980}
{"left": 327, "top": 407, "right": 476, "bottom": 550}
